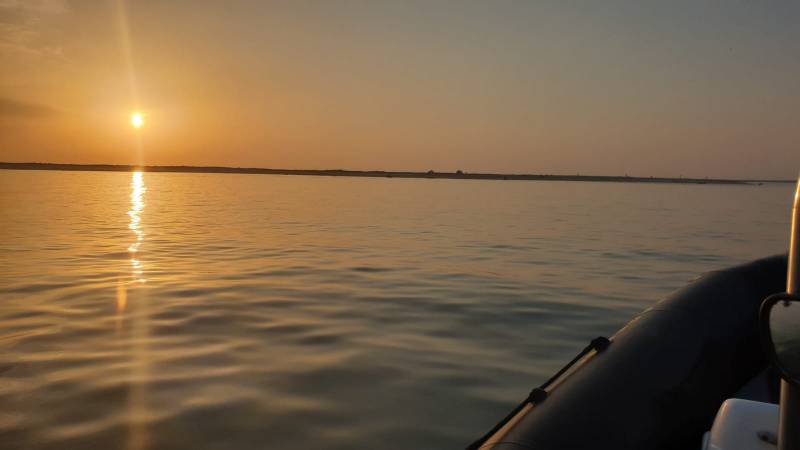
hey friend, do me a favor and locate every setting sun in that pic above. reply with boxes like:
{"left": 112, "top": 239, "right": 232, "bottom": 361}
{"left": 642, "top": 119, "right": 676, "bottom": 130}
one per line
{"left": 130, "top": 112, "right": 144, "bottom": 129}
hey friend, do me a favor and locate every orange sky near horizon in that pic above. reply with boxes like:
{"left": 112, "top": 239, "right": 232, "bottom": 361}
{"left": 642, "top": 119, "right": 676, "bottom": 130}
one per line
{"left": 1, "top": 0, "right": 798, "bottom": 179}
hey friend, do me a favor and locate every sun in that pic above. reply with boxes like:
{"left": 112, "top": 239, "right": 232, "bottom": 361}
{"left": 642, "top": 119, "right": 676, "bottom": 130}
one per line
{"left": 130, "top": 112, "right": 144, "bottom": 129}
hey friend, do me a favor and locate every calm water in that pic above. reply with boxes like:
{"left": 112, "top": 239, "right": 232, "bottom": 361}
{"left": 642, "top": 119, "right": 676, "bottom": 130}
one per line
{"left": 0, "top": 170, "right": 793, "bottom": 449}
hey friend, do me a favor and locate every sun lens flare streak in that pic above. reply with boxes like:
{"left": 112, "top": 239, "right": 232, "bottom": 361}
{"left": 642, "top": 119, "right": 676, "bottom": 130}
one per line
{"left": 124, "top": 170, "right": 151, "bottom": 450}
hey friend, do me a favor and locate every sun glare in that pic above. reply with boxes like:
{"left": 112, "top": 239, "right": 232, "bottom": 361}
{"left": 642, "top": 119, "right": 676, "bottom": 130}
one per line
{"left": 131, "top": 112, "right": 144, "bottom": 129}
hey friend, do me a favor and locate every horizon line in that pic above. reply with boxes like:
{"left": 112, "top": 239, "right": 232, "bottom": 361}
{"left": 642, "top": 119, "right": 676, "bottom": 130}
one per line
{"left": 0, "top": 162, "right": 794, "bottom": 185}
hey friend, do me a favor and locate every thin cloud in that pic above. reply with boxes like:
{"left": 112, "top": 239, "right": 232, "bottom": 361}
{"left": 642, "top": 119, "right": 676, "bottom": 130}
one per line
{"left": 0, "top": 0, "right": 67, "bottom": 15}
{"left": 0, "top": 97, "right": 58, "bottom": 118}
{"left": 0, "top": 0, "right": 67, "bottom": 59}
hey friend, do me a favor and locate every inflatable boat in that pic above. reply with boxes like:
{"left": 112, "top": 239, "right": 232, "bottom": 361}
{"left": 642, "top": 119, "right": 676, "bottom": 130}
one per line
{"left": 469, "top": 179, "right": 800, "bottom": 450}
{"left": 468, "top": 255, "right": 784, "bottom": 449}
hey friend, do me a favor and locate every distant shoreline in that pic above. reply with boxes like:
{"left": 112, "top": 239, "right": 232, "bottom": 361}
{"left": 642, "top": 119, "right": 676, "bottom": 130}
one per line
{"left": 0, "top": 162, "right": 791, "bottom": 185}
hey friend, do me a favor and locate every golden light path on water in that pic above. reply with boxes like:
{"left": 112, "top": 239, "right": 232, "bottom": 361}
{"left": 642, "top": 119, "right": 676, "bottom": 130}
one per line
{"left": 117, "top": 171, "right": 145, "bottom": 319}
{"left": 128, "top": 171, "right": 146, "bottom": 283}
{"left": 116, "top": 171, "right": 150, "bottom": 450}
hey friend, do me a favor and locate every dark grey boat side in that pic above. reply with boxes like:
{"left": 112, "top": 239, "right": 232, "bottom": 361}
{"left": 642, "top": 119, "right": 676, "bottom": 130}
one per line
{"left": 471, "top": 254, "right": 787, "bottom": 450}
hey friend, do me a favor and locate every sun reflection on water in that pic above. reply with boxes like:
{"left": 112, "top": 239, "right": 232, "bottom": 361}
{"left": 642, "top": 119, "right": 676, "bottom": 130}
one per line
{"left": 117, "top": 170, "right": 151, "bottom": 450}
{"left": 128, "top": 171, "right": 146, "bottom": 283}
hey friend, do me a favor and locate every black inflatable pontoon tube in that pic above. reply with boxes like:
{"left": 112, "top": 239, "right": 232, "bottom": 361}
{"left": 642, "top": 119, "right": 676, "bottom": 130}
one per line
{"left": 472, "top": 254, "right": 787, "bottom": 450}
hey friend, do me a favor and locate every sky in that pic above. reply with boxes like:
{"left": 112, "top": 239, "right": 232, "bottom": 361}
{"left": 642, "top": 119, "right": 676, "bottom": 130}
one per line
{"left": 0, "top": 0, "right": 798, "bottom": 179}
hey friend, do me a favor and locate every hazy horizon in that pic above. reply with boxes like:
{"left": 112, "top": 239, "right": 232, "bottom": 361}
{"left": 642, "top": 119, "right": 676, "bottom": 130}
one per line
{"left": 1, "top": 160, "right": 796, "bottom": 181}
{"left": 1, "top": 1, "right": 799, "bottom": 179}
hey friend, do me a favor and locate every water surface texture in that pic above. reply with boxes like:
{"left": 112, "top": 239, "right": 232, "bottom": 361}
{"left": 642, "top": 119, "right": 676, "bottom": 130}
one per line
{"left": 0, "top": 170, "right": 793, "bottom": 449}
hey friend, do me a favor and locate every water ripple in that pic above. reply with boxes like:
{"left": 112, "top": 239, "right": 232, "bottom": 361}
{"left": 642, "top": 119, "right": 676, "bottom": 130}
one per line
{"left": 0, "top": 170, "right": 792, "bottom": 449}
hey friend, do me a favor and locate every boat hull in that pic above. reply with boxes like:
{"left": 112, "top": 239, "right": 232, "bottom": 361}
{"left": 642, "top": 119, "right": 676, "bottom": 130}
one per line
{"left": 473, "top": 255, "right": 787, "bottom": 450}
